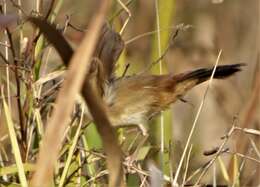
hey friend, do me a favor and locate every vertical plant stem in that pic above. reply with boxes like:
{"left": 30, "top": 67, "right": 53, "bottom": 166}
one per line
{"left": 3, "top": 0, "right": 11, "bottom": 116}
{"left": 35, "top": 0, "right": 42, "bottom": 13}
{"left": 1, "top": 89, "right": 28, "bottom": 187}
{"left": 154, "top": 0, "right": 164, "bottom": 182}
{"left": 18, "top": 0, "right": 23, "bottom": 55}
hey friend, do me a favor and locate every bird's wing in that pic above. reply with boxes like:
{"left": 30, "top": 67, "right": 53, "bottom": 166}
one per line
{"left": 93, "top": 23, "right": 125, "bottom": 81}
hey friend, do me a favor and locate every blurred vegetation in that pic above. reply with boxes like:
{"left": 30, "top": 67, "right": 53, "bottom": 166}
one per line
{"left": 0, "top": 0, "right": 259, "bottom": 186}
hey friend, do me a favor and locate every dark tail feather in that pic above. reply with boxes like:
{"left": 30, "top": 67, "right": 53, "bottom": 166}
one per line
{"left": 179, "top": 63, "right": 245, "bottom": 84}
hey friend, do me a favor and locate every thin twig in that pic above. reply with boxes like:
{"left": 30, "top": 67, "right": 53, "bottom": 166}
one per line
{"left": 117, "top": 0, "right": 131, "bottom": 35}
{"left": 109, "top": 0, "right": 135, "bottom": 22}
{"left": 139, "top": 24, "right": 190, "bottom": 74}
{"left": 126, "top": 27, "right": 175, "bottom": 45}
{"left": 182, "top": 144, "right": 193, "bottom": 187}
{"left": 234, "top": 126, "right": 260, "bottom": 136}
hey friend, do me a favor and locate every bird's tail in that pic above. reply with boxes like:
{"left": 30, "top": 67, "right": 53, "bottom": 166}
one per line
{"left": 177, "top": 63, "right": 244, "bottom": 84}
{"left": 166, "top": 63, "right": 245, "bottom": 104}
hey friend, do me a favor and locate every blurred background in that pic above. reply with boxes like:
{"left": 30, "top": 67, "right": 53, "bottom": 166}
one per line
{"left": 0, "top": 0, "right": 259, "bottom": 186}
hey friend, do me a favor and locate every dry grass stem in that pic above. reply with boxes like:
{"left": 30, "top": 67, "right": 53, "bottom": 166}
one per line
{"left": 30, "top": 1, "right": 112, "bottom": 186}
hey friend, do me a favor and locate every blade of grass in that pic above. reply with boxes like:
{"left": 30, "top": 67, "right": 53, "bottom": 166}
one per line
{"left": 0, "top": 163, "right": 35, "bottom": 176}
{"left": 34, "top": 70, "right": 65, "bottom": 87}
{"left": 1, "top": 89, "right": 28, "bottom": 187}
{"left": 231, "top": 155, "right": 239, "bottom": 187}
{"left": 218, "top": 157, "right": 230, "bottom": 183}
{"left": 80, "top": 134, "right": 97, "bottom": 184}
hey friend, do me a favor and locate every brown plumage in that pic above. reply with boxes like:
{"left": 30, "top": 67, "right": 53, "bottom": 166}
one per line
{"left": 86, "top": 27, "right": 243, "bottom": 134}
{"left": 103, "top": 64, "right": 244, "bottom": 134}
{"left": 31, "top": 20, "right": 244, "bottom": 135}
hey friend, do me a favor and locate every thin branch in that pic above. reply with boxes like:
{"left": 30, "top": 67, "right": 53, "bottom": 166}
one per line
{"left": 139, "top": 24, "right": 191, "bottom": 74}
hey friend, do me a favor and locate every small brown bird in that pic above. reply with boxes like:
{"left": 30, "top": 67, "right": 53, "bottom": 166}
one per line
{"left": 101, "top": 64, "right": 243, "bottom": 135}
{"left": 31, "top": 19, "right": 243, "bottom": 135}
{"left": 81, "top": 24, "right": 244, "bottom": 135}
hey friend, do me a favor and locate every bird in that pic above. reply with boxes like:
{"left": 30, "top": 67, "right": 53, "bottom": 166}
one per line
{"left": 78, "top": 24, "right": 244, "bottom": 136}
{"left": 99, "top": 63, "right": 244, "bottom": 135}
{"left": 29, "top": 18, "right": 244, "bottom": 135}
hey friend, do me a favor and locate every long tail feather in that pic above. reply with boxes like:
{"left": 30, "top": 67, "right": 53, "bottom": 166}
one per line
{"left": 178, "top": 63, "right": 245, "bottom": 84}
